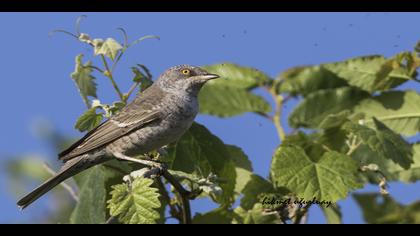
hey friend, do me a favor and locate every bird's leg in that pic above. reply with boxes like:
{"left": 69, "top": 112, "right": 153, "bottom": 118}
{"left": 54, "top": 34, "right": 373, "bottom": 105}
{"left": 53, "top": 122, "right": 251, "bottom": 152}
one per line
{"left": 112, "top": 152, "right": 166, "bottom": 169}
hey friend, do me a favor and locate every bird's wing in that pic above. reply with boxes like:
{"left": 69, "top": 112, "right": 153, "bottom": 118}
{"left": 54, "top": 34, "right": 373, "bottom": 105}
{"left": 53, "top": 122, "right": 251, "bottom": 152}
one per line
{"left": 58, "top": 109, "right": 162, "bottom": 161}
{"left": 58, "top": 90, "right": 164, "bottom": 161}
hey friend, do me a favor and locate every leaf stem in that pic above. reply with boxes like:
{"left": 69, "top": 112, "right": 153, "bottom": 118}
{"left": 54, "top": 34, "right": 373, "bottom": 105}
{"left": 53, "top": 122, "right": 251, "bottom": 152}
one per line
{"left": 266, "top": 87, "right": 286, "bottom": 142}
{"left": 125, "top": 82, "right": 140, "bottom": 100}
{"left": 346, "top": 135, "right": 362, "bottom": 156}
{"left": 100, "top": 55, "right": 124, "bottom": 101}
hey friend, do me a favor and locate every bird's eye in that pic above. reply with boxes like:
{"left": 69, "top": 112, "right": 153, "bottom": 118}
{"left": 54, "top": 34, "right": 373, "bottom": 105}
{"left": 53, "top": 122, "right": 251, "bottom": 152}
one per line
{"left": 181, "top": 69, "right": 191, "bottom": 75}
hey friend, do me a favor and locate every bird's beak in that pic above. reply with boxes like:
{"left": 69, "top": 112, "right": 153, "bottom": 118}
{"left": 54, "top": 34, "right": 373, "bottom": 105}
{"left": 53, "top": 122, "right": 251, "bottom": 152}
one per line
{"left": 199, "top": 74, "right": 220, "bottom": 80}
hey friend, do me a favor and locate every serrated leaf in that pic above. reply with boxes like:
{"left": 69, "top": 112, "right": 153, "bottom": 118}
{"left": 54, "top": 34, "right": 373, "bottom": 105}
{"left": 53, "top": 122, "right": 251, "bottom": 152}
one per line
{"left": 94, "top": 38, "right": 123, "bottom": 60}
{"left": 343, "top": 118, "right": 413, "bottom": 169}
{"left": 199, "top": 84, "right": 271, "bottom": 117}
{"left": 192, "top": 207, "right": 234, "bottom": 224}
{"left": 203, "top": 63, "right": 271, "bottom": 89}
{"left": 70, "top": 166, "right": 114, "bottom": 224}
{"left": 271, "top": 146, "right": 363, "bottom": 202}
{"left": 74, "top": 107, "right": 103, "bottom": 132}
{"left": 277, "top": 65, "right": 348, "bottom": 96}
{"left": 107, "top": 177, "right": 161, "bottom": 224}
{"left": 322, "top": 55, "right": 410, "bottom": 92}
{"left": 354, "top": 90, "right": 420, "bottom": 137}
{"left": 167, "top": 122, "right": 236, "bottom": 205}
{"left": 288, "top": 87, "right": 368, "bottom": 129}
{"left": 226, "top": 145, "right": 253, "bottom": 195}
{"left": 240, "top": 174, "right": 276, "bottom": 210}
{"left": 353, "top": 143, "right": 420, "bottom": 183}
{"left": 354, "top": 193, "right": 420, "bottom": 224}
{"left": 71, "top": 54, "right": 97, "bottom": 104}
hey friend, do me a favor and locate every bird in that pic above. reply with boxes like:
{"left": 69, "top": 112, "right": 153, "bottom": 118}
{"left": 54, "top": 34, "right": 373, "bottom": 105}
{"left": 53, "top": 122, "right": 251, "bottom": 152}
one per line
{"left": 17, "top": 65, "right": 219, "bottom": 209}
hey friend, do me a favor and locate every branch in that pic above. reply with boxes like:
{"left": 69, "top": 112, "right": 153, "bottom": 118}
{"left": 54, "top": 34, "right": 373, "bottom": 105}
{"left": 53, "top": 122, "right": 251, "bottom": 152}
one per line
{"left": 293, "top": 204, "right": 311, "bottom": 224}
{"left": 42, "top": 162, "right": 79, "bottom": 202}
{"left": 156, "top": 177, "right": 183, "bottom": 222}
{"left": 162, "top": 170, "right": 192, "bottom": 224}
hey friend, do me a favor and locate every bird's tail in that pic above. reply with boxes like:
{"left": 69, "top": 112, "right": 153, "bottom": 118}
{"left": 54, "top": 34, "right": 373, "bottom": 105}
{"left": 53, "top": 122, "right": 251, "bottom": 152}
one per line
{"left": 17, "top": 156, "right": 85, "bottom": 209}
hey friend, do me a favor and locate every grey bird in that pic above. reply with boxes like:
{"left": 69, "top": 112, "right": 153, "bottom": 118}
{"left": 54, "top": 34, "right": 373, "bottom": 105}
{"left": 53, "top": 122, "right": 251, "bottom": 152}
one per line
{"left": 17, "top": 65, "right": 219, "bottom": 209}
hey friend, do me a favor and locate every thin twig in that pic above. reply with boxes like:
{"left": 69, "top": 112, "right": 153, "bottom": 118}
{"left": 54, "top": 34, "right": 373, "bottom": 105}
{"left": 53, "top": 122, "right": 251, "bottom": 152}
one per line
{"left": 105, "top": 216, "right": 118, "bottom": 224}
{"left": 156, "top": 177, "right": 182, "bottom": 222}
{"left": 42, "top": 162, "right": 79, "bottom": 202}
{"left": 100, "top": 55, "right": 124, "bottom": 101}
{"left": 293, "top": 204, "right": 311, "bottom": 224}
{"left": 126, "top": 82, "right": 140, "bottom": 100}
{"left": 161, "top": 170, "right": 192, "bottom": 224}
{"left": 110, "top": 51, "right": 123, "bottom": 74}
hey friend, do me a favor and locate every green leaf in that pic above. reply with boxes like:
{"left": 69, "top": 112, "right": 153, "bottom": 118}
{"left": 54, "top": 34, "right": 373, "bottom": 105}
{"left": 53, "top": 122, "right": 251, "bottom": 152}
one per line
{"left": 74, "top": 107, "right": 103, "bottom": 132}
{"left": 353, "top": 143, "right": 420, "bottom": 183}
{"left": 354, "top": 193, "right": 420, "bottom": 224}
{"left": 226, "top": 145, "right": 253, "bottom": 195}
{"left": 317, "top": 127, "right": 348, "bottom": 153}
{"left": 227, "top": 145, "right": 252, "bottom": 171}
{"left": 70, "top": 166, "right": 108, "bottom": 224}
{"left": 323, "top": 54, "right": 413, "bottom": 92}
{"left": 131, "top": 65, "right": 153, "bottom": 92}
{"left": 167, "top": 122, "right": 236, "bottom": 205}
{"left": 71, "top": 54, "right": 97, "bottom": 104}
{"left": 203, "top": 63, "right": 271, "bottom": 89}
{"left": 199, "top": 84, "right": 271, "bottom": 117}
{"left": 321, "top": 204, "right": 342, "bottom": 224}
{"left": 288, "top": 87, "right": 369, "bottom": 129}
{"left": 94, "top": 38, "right": 123, "bottom": 61}
{"left": 343, "top": 118, "right": 413, "bottom": 169}
{"left": 271, "top": 146, "right": 363, "bottom": 202}
{"left": 277, "top": 65, "right": 348, "bottom": 96}
{"left": 354, "top": 90, "right": 420, "bottom": 136}
{"left": 107, "top": 177, "right": 161, "bottom": 224}
{"left": 192, "top": 207, "right": 234, "bottom": 224}
{"left": 281, "top": 131, "right": 327, "bottom": 161}
{"left": 318, "top": 110, "right": 352, "bottom": 130}
{"left": 233, "top": 204, "right": 281, "bottom": 224}
{"left": 240, "top": 174, "right": 277, "bottom": 210}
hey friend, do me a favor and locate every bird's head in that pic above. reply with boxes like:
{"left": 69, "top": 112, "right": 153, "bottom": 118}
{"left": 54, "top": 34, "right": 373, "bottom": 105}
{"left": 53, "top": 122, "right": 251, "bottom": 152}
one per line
{"left": 155, "top": 65, "right": 219, "bottom": 95}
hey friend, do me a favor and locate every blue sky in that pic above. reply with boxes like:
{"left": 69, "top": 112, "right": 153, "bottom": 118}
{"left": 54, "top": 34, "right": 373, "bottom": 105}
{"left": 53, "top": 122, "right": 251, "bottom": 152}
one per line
{"left": 1, "top": 12, "right": 420, "bottom": 224}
